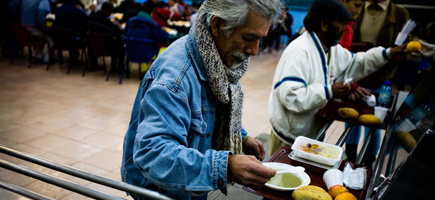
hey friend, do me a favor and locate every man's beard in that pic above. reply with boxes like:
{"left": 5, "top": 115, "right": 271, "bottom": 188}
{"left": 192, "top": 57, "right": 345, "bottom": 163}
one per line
{"left": 323, "top": 30, "right": 343, "bottom": 48}
{"left": 229, "top": 52, "right": 249, "bottom": 70}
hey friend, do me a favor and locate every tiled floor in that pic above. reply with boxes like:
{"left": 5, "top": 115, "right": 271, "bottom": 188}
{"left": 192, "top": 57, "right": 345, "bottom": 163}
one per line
{"left": 0, "top": 48, "right": 407, "bottom": 199}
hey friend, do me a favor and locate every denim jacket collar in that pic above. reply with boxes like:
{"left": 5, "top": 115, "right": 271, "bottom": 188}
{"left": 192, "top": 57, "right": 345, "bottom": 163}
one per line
{"left": 187, "top": 25, "right": 209, "bottom": 82}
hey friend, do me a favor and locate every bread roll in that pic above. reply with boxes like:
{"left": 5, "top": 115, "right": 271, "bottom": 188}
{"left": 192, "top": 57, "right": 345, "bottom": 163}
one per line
{"left": 338, "top": 107, "right": 359, "bottom": 119}
{"left": 292, "top": 185, "right": 332, "bottom": 200}
{"left": 358, "top": 114, "right": 382, "bottom": 126}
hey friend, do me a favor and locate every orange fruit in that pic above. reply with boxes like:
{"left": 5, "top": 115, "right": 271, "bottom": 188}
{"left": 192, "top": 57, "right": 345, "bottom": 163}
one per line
{"left": 406, "top": 41, "right": 422, "bottom": 52}
{"left": 328, "top": 185, "right": 349, "bottom": 199}
{"left": 335, "top": 192, "right": 357, "bottom": 200}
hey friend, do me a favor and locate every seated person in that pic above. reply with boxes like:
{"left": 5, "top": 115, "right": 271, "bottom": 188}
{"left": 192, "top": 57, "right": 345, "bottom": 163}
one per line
{"left": 87, "top": 2, "right": 124, "bottom": 73}
{"left": 118, "top": 3, "right": 142, "bottom": 24}
{"left": 151, "top": 1, "right": 182, "bottom": 28}
{"left": 53, "top": 0, "right": 88, "bottom": 63}
{"left": 267, "top": 0, "right": 407, "bottom": 157}
{"left": 120, "top": 0, "right": 283, "bottom": 199}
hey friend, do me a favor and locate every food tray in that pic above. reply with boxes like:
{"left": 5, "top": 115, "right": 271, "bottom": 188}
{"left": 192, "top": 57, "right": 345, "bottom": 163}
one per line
{"left": 316, "top": 94, "right": 396, "bottom": 129}
{"left": 291, "top": 136, "right": 343, "bottom": 166}
{"left": 242, "top": 146, "right": 372, "bottom": 200}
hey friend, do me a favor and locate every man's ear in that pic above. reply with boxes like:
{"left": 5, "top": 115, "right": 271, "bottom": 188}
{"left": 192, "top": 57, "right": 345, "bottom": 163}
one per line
{"left": 320, "top": 19, "right": 328, "bottom": 32}
{"left": 211, "top": 16, "right": 222, "bottom": 37}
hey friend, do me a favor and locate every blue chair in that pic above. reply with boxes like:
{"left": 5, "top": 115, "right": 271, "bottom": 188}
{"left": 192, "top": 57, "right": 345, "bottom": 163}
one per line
{"left": 119, "top": 36, "right": 160, "bottom": 84}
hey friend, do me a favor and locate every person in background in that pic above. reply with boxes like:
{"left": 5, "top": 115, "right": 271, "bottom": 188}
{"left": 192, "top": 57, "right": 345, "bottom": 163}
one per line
{"left": 119, "top": 3, "right": 142, "bottom": 24}
{"left": 183, "top": 4, "right": 195, "bottom": 22}
{"left": 151, "top": 1, "right": 182, "bottom": 28}
{"left": 9, "top": 0, "right": 53, "bottom": 63}
{"left": 167, "top": 0, "right": 183, "bottom": 16}
{"left": 87, "top": 2, "right": 124, "bottom": 73}
{"left": 113, "top": 0, "right": 136, "bottom": 13}
{"left": 348, "top": 0, "right": 409, "bottom": 167}
{"left": 274, "top": 6, "right": 293, "bottom": 50}
{"left": 339, "top": 0, "right": 365, "bottom": 51}
{"left": 267, "top": 0, "right": 407, "bottom": 158}
{"left": 53, "top": 0, "right": 88, "bottom": 64}
{"left": 120, "top": 0, "right": 282, "bottom": 199}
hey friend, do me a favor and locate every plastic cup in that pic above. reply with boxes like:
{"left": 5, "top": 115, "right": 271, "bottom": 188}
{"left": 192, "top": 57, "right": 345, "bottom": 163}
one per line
{"left": 374, "top": 106, "right": 388, "bottom": 123}
{"left": 323, "top": 169, "right": 343, "bottom": 190}
{"left": 395, "top": 118, "right": 417, "bottom": 132}
{"left": 363, "top": 94, "right": 376, "bottom": 107}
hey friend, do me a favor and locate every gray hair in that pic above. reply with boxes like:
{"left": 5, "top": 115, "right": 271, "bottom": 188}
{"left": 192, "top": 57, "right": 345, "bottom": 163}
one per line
{"left": 197, "top": 0, "right": 283, "bottom": 36}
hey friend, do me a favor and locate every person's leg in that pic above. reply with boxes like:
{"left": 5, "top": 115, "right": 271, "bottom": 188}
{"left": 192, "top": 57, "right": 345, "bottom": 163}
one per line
{"left": 345, "top": 123, "right": 361, "bottom": 162}
{"left": 268, "top": 130, "right": 288, "bottom": 157}
{"left": 363, "top": 127, "right": 381, "bottom": 168}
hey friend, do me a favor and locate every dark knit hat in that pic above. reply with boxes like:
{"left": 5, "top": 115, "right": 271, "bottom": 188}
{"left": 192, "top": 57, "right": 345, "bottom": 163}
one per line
{"left": 310, "top": 0, "right": 353, "bottom": 21}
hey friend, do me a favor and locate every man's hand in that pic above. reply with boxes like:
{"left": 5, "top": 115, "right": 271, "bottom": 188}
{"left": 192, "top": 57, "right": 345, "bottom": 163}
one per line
{"left": 411, "top": 40, "right": 435, "bottom": 59}
{"left": 228, "top": 155, "right": 276, "bottom": 190}
{"left": 390, "top": 43, "right": 408, "bottom": 58}
{"left": 331, "top": 81, "right": 350, "bottom": 99}
{"left": 242, "top": 136, "right": 265, "bottom": 161}
{"left": 348, "top": 87, "right": 372, "bottom": 101}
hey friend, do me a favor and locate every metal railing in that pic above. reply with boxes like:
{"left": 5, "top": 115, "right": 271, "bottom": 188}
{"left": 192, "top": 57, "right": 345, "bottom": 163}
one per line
{"left": 0, "top": 145, "right": 175, "bottom": 200}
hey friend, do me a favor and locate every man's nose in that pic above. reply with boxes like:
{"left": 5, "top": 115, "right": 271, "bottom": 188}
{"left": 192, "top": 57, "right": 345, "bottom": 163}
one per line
{"left": 245, "top": 40, "right": 260, "bottom": 56}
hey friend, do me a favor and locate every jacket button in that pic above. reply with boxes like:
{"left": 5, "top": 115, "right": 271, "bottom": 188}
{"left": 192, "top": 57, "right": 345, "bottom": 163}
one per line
{"left": 207, "top": 133, "right": 211, "bottom": 138}
{"left": 208, "top": 96, "right": 213, "bottom": 101}
{"left": 217, "top": 179, "right": 224, "bottom": 187}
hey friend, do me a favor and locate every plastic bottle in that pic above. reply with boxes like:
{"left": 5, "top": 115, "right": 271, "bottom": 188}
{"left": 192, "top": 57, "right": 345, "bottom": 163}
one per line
{"left": 377, "top": 81, "right": 392, "bottom": 107}
{"left": 408, "top": 102, "right": 434, "bottom": 124}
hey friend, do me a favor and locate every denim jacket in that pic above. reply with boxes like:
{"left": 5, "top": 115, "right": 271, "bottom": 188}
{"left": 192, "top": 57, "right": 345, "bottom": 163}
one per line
{"left": 121, "top": 26, "right": 248, "bottom": 200}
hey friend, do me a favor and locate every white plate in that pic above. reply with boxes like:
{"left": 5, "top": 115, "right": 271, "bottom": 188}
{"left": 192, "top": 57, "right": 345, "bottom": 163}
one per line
{"left": 262, "top": 162, "right": 311, "bottom": 191}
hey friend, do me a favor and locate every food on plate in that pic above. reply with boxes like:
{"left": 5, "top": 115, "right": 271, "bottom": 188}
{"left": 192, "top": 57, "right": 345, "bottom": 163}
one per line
{"left": 267, "top": 173, "right": 302, "bottom": 188}
{"left": 338, "top": 107, "right": 359, "bottom": 119}
{"left": 406, "top": 41, "right": 422, "bottom": 52}
{"left": 300, "top": 143, "right": 339, "bottom": 159}
{"left": 292, "top": 185, "right": 332, "bottom": 200}
{"left": 395, "top": 131, "right": 416, "bottom": 152}
{"left": 358, "top": 114, "right": 382, "bottom": 126}
{"left": 335, "top": 192, "right": 357, "bottom": 200}
{"left": 328, "top": 185, "right": 349, "bottom": 199}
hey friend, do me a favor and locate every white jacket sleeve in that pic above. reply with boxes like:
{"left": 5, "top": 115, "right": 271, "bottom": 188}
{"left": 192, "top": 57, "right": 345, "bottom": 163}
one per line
{"left": 273, "top": 55, "right": 332, "bottom": 114}
{"left": 334, "top": 46, "right": 390, "bottom": 83}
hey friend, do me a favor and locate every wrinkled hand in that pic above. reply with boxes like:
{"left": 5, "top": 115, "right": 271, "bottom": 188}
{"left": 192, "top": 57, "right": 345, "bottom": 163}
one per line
{"left": 228, "top": 155, "right": 276, "bottom": 190}
{"left": 242, "top": 136, "right": 265, "bottom": 161}
{"left": 332, "top": 81, "right": 350, "bottom": 99}
{"left": 411, "top": 40, "right": 435, "bottom": 59}
{"left": 348, "top": 87, "right": 372, "bottom": 101}
{"left": 390, "top": 43, "right": 408, "bottom": 58}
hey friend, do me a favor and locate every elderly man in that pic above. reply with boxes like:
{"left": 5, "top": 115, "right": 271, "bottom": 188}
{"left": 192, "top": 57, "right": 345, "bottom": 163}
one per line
{"left": 267, "top": 0, "right": 406, "bottom": 156}
{"left": 121, "top": 0, "right": 282, "bottom": 199}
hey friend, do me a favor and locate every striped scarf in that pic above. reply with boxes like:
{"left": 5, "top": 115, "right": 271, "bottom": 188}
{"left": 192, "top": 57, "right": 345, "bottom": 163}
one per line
{"left": 195, "top": 12, "right": 248, "bottom": 155}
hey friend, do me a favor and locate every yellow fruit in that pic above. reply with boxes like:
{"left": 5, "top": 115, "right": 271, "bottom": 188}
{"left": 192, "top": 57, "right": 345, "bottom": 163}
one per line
{"left": 358, "top": 114, "right": 382, "bottom": 126}
{"left": 395, "top": 131, "right": 416, "bottom": 152}
{"left": 328, "top": 185, "right": 349, "bottom": 199}
{"left": 335, "top": 192, "right": 357, "bottom": 200}
{"left": 292, "top": 185, "right": 332, "bottom": 200}
{"left": 406, "top": 41, "right": 422, "bottom": 52}
{"left": 338, "top": 108, "right": 359, "bottom": 119}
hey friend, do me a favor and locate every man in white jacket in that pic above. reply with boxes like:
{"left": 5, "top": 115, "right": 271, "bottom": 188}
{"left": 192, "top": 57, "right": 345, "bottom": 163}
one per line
{"left": 267, "top": 0, "right": 406, "bottom": 155}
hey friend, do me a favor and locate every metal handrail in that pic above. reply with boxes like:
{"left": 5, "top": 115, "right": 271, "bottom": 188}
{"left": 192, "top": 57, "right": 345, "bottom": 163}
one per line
{"left": 0, "top": 145, "right": 175, "bottom": 200}
{"left": 0, "top": 180, "right": 54, "bottom": 200}
{"left": 0, "top": 159, "right": 124, "bottom": 200}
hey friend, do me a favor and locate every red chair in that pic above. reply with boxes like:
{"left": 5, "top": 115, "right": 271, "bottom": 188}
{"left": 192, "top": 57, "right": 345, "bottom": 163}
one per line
{"left": 9, "top": 23, "right": 50, "bottom": 69}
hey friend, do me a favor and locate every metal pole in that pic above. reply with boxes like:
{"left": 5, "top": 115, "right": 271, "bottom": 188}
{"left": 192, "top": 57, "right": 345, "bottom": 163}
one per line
{"left": 0, "top": 180, "right": 54, "bottom": 200}
{"left": 315, "top": 118, "right": 334, "bottom": 141}
{"left": 336, "top": 123, "right": 355, "bottom": 147}
{"left": 0, "top": 145, "right": 174, "bottom": 200}
{"left": 385, "top": 139, "right": 399, "bottom": 177}
{"left": 0, "top": 159, "right": 124, "bottom": 200}
{"left": 355, "top": 127, "right": 376, "bottom": 164}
